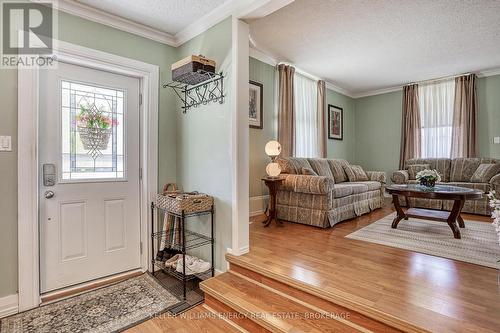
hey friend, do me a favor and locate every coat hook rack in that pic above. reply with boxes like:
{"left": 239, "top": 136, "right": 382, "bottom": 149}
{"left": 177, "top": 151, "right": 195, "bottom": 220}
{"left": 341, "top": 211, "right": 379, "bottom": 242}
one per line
{"left": 163, "top": 70, "right": 224, "bottom": 113}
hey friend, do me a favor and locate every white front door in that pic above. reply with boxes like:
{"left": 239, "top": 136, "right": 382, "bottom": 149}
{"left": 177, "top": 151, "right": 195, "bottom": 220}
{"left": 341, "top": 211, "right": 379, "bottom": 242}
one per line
{"left": 39, "top": 61, "right": 141, "bottom": 293}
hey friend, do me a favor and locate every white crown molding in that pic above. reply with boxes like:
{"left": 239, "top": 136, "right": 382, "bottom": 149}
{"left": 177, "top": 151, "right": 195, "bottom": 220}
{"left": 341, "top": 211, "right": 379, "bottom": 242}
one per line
{"left": 57, "top": 0, "right": 176, "bottom": 45}
{"left": 477, "top": 67, "right": 500, "bottom": 78}
{"left": 325, "top": 81, "right": 355, "bottom": 98}
{"left": 351, "top": 85, "right": 403, "bottom": 99}
{"left": 249, "top": 47, "right": 278, "bottom": 66}
{"left": 175, "top": 0, "right": 241, "bottom": 46}
{"left": 55, "top": 0, "right": 292, "bottom": 48}
{"left": 352, "top": 67, "right": 500, "bottom": 98}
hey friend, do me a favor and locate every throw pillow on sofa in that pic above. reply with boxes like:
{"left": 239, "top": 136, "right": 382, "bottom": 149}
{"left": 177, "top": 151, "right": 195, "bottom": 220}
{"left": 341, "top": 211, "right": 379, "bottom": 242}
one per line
{"left": 450, "top": 158, "right": 481, "bottom": 182}
{"left": 407, "top": 164, "right": 431, "bottom": 179}
{"left": 471, "top": 163, "right": 500, "bottom": 183}
{"left": 344, "top": 165, "right": 369, "bottom": 182}
{"left": 301, "top": 167, "right": 317, "bottom": 175}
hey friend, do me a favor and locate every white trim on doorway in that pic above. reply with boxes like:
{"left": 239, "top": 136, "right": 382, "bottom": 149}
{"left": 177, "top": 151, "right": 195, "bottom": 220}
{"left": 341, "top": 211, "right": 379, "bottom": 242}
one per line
{"left": 17, "top": 40, "right": 159, "bottom": 312}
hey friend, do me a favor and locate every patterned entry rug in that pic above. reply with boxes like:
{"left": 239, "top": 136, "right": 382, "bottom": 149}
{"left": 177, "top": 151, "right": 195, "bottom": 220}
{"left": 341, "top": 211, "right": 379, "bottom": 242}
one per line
{"left": 346, "top": 213, "right": 500, "bottom": 269}
{"left": 1, "top": 274, "right": 179, "bottom": 333}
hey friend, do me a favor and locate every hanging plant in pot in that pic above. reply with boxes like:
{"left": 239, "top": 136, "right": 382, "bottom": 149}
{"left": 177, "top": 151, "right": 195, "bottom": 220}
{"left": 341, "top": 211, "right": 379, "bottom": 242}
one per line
{"left": 76, "top": 104, "right": 117, "bottom": 156}
{"left": 416, "top": 169, "right": 441, "bottom": 188}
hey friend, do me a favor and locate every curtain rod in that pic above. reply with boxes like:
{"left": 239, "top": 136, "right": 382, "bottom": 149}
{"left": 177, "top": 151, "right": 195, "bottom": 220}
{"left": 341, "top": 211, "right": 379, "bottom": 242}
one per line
{"left": 406, "top": 72, "right": 472, "bottom": 86}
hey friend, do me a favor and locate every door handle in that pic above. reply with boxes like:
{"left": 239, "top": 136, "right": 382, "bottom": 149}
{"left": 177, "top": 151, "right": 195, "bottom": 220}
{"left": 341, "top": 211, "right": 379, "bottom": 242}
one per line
{"left": 44, "top": 190, "right": 55, "bottom": 199}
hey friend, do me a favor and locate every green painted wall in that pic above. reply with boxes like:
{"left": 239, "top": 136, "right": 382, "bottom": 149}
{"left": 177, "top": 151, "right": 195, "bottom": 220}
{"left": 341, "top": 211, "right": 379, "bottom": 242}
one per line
{"left": 0, "top": 67, "right": 18, "bottom": 299}
{"left": 477, "top": 75, "right": 500, "bottom": 158}
{"left": 247, "top": 60, "right": 356, "bottom": 199}
{"left": 353, "top": 74, "right": 500, "bottom": 181}
{"left": 326, "top": 89, "right": 356, "bottom": 161}
{"left": 249, "top": 57, "right": 276, "bottom": 198}
{"left": 175, "top": 18, "right": 233, "bottom": 271}
{"left": 353, "top": 91, "right": 403, "bottom": 179}
{"left": 0, "top": 10, "right": 179, "bottom": 298}
{"left": 245, "top": 59, "right": 357, "bottom": 201}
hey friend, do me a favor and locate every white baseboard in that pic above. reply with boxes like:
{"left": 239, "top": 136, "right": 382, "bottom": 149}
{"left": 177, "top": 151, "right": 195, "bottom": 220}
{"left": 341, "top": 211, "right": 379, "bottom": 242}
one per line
{"left": 0, "top": 294, "right": 18, "bottom": 318}
{"left": 226, "top": 246, "right": 250, "bottom": 256}
{"left": 249, "top": 195, "right": 269, "bottom": 217}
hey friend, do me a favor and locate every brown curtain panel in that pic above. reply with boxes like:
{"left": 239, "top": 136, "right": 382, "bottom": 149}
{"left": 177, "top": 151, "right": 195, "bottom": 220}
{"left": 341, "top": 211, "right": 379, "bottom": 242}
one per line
{"left": 450, "top": 74, "right": 477, "bottom": 158}
{"left": 317, "top": 80, "right": 327, "bottom": 158}
{"left": 399, "top": 84, "right": 421, "bottom": 169}
{"left": 277, "top": 64, "right": 295, "bottom": 157}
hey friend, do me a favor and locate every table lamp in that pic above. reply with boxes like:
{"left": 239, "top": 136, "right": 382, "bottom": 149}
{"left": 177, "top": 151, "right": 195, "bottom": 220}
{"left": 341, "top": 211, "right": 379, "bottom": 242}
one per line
{"left": 264, "top": 140, "right": 282, "bottom": 178}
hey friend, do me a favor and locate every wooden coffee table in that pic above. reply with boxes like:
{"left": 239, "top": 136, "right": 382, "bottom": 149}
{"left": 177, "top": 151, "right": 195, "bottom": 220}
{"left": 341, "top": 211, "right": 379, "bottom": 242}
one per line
{"left": 385, "top": 184, "right": 483, "bottom": 239}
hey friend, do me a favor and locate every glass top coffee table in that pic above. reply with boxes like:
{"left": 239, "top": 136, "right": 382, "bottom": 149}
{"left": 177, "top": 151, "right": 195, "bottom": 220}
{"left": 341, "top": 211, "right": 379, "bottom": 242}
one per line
{"left": 385, "top": 184, "right": 483, "bottom": 239}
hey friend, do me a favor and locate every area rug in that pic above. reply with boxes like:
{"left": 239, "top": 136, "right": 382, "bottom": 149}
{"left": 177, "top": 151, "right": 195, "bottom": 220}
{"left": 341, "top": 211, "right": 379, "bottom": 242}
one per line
{"left": 346, "top": 213, "right": 500, "bottom": 269}
{"left": 1, "top": 274, "right": 179, "bottom": 333}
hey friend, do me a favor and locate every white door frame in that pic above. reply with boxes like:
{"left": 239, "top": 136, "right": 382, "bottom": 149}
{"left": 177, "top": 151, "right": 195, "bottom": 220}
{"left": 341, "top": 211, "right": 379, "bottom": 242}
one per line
{"left": 17, "top": 40, "right": 159, "bottom": 311}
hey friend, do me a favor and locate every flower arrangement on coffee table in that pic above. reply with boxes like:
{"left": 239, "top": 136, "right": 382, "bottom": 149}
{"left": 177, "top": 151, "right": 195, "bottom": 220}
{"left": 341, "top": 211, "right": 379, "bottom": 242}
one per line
{"left": 76, "top": 104, "right": 118, "bottom": 159}
{"left": 487, "top": 191, "right": 500, "bottom": 247}
{"left": 416, "top": 169, "right": 441, "bottom": 188}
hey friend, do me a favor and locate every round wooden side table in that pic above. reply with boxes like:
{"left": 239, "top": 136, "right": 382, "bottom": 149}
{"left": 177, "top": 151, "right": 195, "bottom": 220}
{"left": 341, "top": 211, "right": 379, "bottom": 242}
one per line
{"left": 261, "top": 177, "right": 284, "bottom": 227}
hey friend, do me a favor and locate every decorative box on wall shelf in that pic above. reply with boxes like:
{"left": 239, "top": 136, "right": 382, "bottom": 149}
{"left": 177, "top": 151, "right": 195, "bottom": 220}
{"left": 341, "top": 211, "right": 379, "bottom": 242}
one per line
{"left": 171, "top": 55, "right": 216, "bottom": 85}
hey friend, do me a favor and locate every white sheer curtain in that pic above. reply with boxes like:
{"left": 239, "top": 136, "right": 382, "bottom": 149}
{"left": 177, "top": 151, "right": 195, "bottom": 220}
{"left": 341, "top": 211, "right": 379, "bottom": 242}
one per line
{"left": 419, "top": 79, "right": 456, "bottom": 158}
{"left": 293, "top": 73, "right": 318, "bottom": 157}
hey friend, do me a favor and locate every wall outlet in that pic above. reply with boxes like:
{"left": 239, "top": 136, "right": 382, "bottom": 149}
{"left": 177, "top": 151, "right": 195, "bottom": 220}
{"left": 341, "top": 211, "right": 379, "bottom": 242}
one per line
{"left": 0, "top": 136, "right": 12, "bottom": 151}
{"left": 494, "top": 137, "right": 500, "bottom": 144}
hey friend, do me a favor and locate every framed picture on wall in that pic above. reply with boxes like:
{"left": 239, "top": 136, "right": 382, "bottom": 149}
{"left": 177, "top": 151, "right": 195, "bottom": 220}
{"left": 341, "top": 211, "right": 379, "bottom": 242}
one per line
{"left": 328, "top": 104, "right": 343, "bottom": 140}
{"left": 249, "top": 80, "right": 263, "bottom": 129}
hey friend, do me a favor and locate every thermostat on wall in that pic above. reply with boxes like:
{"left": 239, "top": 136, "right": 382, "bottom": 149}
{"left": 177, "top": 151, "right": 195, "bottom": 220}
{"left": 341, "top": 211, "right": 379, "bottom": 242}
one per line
{"left": 0, "top": 136, "right": 11, "bottom": 151}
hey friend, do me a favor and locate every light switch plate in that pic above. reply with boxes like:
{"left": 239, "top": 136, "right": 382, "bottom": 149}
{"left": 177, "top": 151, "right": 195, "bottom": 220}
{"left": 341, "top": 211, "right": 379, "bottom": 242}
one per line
{"left": 494, "top": 137, "right": 500, "bottom": 144}
{"left": 0, "top": 136, "right": 12, "bottom": 151}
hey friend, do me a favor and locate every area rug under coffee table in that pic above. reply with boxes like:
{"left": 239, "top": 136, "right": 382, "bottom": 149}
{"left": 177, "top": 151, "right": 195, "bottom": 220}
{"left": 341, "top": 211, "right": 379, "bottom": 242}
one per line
{"left": 1, "top": 274, "right": 179, "bottom": 333}
{"left": 346, "top": 213, "right": 500, "bottom": 269}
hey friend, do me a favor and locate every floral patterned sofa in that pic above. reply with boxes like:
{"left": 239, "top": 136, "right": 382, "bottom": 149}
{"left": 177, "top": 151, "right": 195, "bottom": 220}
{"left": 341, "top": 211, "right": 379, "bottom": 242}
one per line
{"left": 275, "top": 157, "right": 386, "bottom": 228}
{"left": 391, "top": 157, "right": 500, "bottom": 215}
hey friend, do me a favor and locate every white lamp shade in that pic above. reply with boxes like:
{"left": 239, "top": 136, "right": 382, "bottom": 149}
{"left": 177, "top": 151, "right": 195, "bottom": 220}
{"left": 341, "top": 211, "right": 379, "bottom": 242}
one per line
{"left": 266, "top": 162, "right": 281, "bottom": 178}
{"left": 265, "top": 140, "right": 282, "bottom": 157}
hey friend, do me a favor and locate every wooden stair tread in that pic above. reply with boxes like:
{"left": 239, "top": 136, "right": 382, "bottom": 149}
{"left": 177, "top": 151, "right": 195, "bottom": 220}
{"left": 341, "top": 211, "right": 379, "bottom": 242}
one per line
{"left": 201, "top": 272, "right": 366, "bottom": 333}
{"left": 226, "top": 254, "right": 432, "bottom": 333}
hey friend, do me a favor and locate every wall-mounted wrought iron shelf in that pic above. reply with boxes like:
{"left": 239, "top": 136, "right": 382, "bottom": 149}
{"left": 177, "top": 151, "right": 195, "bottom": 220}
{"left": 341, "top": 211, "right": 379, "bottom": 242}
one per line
{"left": 163, "top": 70, "right": 224, "bottom": 113}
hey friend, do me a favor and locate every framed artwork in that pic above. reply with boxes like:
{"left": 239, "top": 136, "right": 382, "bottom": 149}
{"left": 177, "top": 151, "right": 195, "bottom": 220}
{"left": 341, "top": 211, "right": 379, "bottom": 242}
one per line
{"left": 328, "top": 104, "right": 343, "bottom": 140}
{"left": 249, "top": 80, "right": 263, "bottom": 129}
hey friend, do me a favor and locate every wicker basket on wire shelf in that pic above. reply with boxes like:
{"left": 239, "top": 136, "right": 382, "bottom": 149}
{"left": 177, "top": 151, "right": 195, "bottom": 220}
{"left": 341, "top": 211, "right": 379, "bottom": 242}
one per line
{"left": 156, "top": 183, "right": 213, "bottom": 215}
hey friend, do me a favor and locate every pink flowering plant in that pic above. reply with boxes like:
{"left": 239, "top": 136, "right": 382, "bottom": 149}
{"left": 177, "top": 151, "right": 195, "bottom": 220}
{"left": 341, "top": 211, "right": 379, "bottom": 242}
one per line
{"left": 487, "top": 190, "right": 500, "bottom": 247}
{"left": 76, "top": 105, "right": 118, "bottom": 129}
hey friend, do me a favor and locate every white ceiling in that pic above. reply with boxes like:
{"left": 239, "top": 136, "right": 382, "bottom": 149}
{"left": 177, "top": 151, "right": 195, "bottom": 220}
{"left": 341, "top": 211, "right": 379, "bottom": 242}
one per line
{"left": 75, "top": 0, "right": 227, "bottom": 35}
{"left": 249, "top": 0, "right": 500, "bottom": 95}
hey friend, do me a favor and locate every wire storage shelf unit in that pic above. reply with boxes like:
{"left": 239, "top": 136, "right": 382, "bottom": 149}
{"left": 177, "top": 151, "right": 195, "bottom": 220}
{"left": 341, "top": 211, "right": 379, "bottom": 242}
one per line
{"left": 163, "top": 70, "right": 224, "bottom": 113}
{"left": 150, "top": 201, "right": 214, "bottom": 313}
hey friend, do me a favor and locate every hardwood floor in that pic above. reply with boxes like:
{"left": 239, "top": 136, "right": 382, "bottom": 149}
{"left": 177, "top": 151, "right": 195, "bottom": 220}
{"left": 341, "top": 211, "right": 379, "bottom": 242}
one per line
{"left": 125, "top": 306, "right": 241, "bottom": 333}
{"left": 126, "top": 201, "right": 498, "bottom": 332}
{"left": 235, "top": 201, "right": 499, "bottom": 332}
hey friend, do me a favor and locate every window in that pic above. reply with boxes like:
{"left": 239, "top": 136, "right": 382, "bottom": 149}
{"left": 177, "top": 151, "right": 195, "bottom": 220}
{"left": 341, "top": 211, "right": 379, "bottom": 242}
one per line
{"left": 418, "top": 79, "right": 455, "bottom": 158}
{"left": 293, "top": 73, "right": 319, "bottom": 158}
{"left": 61, "top": 80, "right": 125, "bottom": 181}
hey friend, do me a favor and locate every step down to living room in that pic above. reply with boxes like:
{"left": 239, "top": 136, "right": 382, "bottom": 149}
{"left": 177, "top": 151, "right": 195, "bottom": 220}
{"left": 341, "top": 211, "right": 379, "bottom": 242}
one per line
{"left": 200, "top": 257, "right": 408, "bottom": 333}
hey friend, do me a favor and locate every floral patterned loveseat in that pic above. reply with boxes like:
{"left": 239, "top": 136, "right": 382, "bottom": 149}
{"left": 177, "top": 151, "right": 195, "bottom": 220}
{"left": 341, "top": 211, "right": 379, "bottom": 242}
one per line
{"left": 275, "top": 157, "right": 386, "bottom": 228}
{"left": 391, "top": 158, "right": 500, "bottom": 215}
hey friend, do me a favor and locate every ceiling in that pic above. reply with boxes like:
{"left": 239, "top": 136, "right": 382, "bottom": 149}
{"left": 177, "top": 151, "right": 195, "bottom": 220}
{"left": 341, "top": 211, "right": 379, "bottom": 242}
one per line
{"left": 249, "top": 0, "right": 500, "bottom": 96}
{"left": 75, "top": 0, "right": 227, "bottom": 35}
